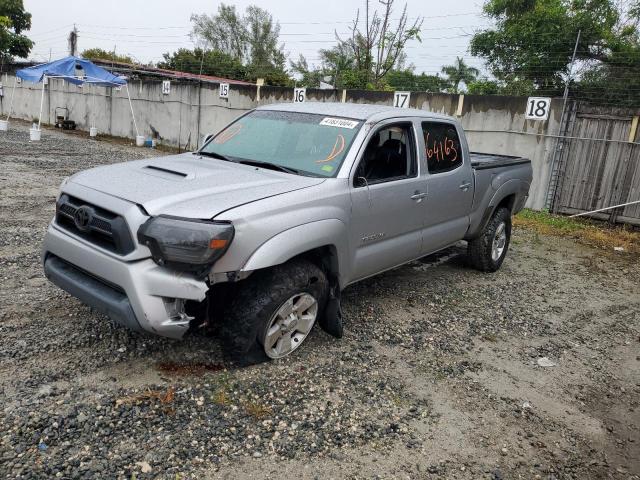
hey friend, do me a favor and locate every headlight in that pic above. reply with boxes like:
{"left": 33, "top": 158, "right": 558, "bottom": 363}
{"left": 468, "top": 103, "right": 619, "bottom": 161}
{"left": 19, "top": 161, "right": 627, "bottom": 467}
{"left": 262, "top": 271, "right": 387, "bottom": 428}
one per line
{"left": 137, "top": 216, "right": 234, "bottom": 274}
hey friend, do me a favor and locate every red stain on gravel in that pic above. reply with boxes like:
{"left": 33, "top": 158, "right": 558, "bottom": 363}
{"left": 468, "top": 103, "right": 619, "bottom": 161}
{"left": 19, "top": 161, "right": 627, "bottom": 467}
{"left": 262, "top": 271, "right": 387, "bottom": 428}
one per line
{"left": 156, "top": 362, "right": 225, "bottom": 376}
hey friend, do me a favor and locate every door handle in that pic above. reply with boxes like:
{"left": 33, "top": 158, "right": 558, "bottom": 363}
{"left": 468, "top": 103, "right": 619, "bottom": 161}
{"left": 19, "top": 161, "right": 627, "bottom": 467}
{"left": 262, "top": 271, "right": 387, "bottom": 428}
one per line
{"left": 459, "top": 182, "right": 472, "bottom": 191}
{"left": 411, "top": 191, "right": 428, "bottom": 201}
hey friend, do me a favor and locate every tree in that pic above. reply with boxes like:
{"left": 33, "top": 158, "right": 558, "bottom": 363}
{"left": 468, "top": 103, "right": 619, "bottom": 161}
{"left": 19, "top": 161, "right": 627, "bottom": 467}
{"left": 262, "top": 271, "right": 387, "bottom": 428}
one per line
{"left": 470, "top": 0, "right": 640, "bottom": 102}
{"left": 290, "top": 44, "right": 356, "bottom": 88}
{"left": 191, "top": 5, "right": 246, "bottom": 60}
{"left": 292, "top": 0, "right": 423, "bottom": 90}
{"left": 320, "top": 44, "right": 356, "bottom": 87}
{"left": 385, "top": 69, "right": 447, "bottom": 92}
{"left": 0, "top": 0, "right": 33, "bottom": 62}
{"left": 441, "top": 57, "right": 479, "bottom": 93}
{"left": 189, "top": 3, "right": 289, "bottom": 85}
{"left": 336, "top": 0, "right": 423, "bottom": 89}
{"left": 158, "top": 48, "right": 247, "bottom": 80}
{"left": 466, "top": 78, "right": 500, "bottom": 95}
{"left": 82, "top": 48, "right": 133, "bottom": 65}
{"left": 290, "top": 54, "right": 325, "bottom": 87}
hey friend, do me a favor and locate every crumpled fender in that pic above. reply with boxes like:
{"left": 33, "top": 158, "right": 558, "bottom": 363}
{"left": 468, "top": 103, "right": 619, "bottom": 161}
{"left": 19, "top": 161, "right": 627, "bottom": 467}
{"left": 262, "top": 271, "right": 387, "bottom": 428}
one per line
{"left": 241, "top": 219, "right": 349, "bottom": 288}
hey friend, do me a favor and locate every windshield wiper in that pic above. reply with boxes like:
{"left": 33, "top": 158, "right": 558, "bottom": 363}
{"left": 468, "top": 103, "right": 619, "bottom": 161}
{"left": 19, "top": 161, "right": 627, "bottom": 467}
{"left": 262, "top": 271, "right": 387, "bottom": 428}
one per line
{"left": 197, "top": 151, "right": 235, "bottom": 162}
{"left": 238, "top": 159, "right": 301, "bottom": 175}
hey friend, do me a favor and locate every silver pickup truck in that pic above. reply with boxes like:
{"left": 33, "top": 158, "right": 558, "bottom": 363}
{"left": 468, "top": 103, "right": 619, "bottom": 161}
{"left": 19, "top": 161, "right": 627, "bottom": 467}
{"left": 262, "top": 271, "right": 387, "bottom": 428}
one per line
{"left": 43, "top": 102, "right": 532, "bottom": 363}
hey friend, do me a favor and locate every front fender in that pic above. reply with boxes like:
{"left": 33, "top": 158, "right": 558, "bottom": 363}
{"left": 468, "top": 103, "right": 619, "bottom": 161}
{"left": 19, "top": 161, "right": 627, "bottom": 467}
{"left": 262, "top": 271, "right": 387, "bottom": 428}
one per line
{"left": 241, "top": 219, "right": 350, "bottom": 288}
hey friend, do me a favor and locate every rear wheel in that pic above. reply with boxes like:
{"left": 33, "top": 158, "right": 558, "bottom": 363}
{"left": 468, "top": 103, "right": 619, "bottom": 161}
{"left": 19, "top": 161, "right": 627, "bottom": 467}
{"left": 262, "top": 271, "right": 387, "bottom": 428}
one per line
{"left": 220, "top": 259, "right": 328, "bottom": 365}
{"left": 467, "top": 207, "right": 512, "bottom": 272}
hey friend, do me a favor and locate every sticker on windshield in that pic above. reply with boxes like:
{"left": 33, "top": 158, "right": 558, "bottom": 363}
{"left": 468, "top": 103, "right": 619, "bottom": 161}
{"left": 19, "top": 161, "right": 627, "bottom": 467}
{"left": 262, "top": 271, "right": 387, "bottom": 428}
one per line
{"left": 321, "top": 165, "right": 334, "bottom": 173}
{"left": 319, "top": 118, "right": 359, "bottom": 129}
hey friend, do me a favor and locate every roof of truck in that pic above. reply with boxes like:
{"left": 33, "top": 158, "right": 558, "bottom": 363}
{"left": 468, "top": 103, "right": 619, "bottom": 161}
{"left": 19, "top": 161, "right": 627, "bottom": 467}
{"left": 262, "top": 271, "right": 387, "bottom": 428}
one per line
{"left": 257, "top": 102, "right": 455, "bottom": 122}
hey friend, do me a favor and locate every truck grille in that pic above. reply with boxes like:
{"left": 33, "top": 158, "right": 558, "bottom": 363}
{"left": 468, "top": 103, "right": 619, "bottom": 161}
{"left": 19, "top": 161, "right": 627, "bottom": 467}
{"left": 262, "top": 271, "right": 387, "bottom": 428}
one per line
{"left": 55, "top": 194, "right": 135, "bottom": 255}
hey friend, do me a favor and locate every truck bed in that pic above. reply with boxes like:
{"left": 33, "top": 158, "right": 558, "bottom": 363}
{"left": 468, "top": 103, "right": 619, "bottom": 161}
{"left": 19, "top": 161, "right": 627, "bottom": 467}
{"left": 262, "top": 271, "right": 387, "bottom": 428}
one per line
{"left": 470, "top": 152, "right": 531, "bottom": 170}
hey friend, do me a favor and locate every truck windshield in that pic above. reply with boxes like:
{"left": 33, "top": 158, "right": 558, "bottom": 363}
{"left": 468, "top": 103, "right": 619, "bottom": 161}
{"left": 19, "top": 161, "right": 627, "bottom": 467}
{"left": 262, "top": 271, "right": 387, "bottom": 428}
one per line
{"left": 199, "top": 110, "right": 363, "bottom": 177}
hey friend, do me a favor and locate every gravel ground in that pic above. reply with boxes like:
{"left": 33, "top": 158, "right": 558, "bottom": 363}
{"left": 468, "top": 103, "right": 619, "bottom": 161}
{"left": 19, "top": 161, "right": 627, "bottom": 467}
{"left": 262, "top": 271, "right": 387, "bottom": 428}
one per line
{"left": 1, "top": 122, "right": 639, "bottom": 479}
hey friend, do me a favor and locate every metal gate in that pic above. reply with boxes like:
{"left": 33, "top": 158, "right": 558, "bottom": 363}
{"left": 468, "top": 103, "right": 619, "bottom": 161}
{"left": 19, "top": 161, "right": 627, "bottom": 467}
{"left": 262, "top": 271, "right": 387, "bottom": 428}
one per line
{"left": 551, "top": 104, "right": 640, "bottom": 226}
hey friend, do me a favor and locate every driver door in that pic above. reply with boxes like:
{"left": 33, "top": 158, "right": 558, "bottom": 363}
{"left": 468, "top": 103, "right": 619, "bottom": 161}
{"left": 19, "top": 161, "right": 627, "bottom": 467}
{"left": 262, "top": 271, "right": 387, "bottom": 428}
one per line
{"left": 348, "top": 120, "right": 427, "bottom": 282}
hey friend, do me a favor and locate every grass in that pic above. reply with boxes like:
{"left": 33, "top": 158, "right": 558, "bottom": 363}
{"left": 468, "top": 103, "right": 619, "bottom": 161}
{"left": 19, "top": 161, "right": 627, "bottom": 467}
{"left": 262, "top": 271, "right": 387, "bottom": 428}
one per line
{"left": 513, "top": 209, "right": 640, "bottom": 254}
{"left": 244, "top": 401, "right": 273, "bottom": 419}
{"left": 212, "top": 390, "right": 231, "bottom": 406}
{"left": 115, "top": 386, "right": 175, "bottom": 407}
{"left": 211, "top": 372, "right": 233, "bottom": 406}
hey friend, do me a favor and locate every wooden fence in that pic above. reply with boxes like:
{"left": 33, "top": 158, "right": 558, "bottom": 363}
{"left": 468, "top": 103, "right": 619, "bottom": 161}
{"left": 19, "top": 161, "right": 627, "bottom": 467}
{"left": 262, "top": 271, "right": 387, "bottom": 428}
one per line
{"left": 549, "top": 103, "right": 640, "bottom": 226}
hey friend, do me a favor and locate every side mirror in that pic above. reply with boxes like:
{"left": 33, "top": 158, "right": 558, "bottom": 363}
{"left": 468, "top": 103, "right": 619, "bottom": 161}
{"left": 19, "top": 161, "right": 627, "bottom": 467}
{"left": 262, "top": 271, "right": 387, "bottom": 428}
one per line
{"left": 354, "top": 176, "right": 368, "bottom": 188}
{"left": 202, "top": 134, "right": 214, "bottom": 146}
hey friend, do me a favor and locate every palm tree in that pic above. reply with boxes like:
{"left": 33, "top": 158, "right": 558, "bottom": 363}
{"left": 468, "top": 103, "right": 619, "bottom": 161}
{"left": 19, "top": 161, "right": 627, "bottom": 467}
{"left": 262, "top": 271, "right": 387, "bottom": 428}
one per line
{"left": 441, "top": 57, "right": 479, "bottom": 93}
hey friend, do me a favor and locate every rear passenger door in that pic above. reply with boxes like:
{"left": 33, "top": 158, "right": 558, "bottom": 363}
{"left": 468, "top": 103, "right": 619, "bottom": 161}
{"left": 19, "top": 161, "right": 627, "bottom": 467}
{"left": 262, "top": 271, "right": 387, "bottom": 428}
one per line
{"left": 419, "top": 120, "right": 474, "bottom": 254}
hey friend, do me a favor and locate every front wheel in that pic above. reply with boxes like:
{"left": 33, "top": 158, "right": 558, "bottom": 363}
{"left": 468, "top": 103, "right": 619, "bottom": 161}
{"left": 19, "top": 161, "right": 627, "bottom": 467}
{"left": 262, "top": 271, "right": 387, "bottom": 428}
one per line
{"left": 220, "top": 259, "right": 328, "bottom": 364}
{"left": 467, "top": 207, "right": 512, "bottom": 272}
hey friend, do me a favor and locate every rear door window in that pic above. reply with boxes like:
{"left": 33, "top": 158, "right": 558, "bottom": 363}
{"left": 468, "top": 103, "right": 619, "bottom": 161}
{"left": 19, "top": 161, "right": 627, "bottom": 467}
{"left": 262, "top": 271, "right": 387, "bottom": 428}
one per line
{"left": 421, "top": 122, "right": 463, "bottom": 174}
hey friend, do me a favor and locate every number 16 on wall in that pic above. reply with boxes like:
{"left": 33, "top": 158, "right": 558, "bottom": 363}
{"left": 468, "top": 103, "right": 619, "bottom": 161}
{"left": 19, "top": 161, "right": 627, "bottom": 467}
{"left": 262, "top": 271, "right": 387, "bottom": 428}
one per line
{"left": 294, "top": 87, "right": 306, "bottom": 103}
{"left": 525, "top": 97, "right": 551, "bottom": 121}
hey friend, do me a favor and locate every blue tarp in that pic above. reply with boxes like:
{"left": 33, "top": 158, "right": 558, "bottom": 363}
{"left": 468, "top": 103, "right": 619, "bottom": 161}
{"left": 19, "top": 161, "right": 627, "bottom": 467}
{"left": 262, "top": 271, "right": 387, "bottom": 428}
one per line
{"left": 16, "top": 56, "right": 126, "bottom": 86}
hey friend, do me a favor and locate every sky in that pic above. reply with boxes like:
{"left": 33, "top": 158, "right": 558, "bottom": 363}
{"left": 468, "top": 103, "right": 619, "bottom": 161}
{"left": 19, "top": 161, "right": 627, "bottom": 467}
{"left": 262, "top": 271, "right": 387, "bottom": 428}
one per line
{"left": 23, "top": 0, "right": 492, "bottom": 76}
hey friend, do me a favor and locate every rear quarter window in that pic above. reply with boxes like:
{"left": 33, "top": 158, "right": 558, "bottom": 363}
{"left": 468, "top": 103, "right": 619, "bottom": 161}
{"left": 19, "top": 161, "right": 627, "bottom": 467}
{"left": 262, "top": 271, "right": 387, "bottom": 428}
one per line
{"left": 422, "top": 122, "right": 462, "bottom": 174}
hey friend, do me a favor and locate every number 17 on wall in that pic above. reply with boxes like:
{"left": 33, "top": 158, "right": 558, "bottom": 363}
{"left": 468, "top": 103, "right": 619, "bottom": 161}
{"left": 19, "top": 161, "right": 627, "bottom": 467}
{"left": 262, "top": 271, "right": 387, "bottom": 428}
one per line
{"left": 394, "top": 91, "right": 411, "bottom": 108}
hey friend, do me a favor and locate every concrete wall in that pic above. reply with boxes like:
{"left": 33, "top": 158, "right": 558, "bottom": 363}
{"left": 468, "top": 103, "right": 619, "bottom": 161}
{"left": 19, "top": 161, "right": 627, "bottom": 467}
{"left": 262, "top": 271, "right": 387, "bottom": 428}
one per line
{"left": 0, "top": 72, "right": 562, "bottom": 210}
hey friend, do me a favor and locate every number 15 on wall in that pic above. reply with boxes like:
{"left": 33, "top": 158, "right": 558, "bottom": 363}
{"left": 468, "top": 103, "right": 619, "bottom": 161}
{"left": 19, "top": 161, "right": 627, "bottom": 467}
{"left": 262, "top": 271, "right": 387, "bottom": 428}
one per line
{"left": 526, "top": 97, "right": 551, "bottom": 121}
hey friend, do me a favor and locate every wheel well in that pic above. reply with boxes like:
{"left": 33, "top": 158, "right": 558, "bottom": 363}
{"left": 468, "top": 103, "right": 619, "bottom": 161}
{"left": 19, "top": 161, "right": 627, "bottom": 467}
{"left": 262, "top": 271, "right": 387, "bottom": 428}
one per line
{"left": 496, "top": 194, "right": 516, "bottom": 214}
{"left": 466, "top": 193, "right": 517, "bottom": 241}
{"left": 290, "top": 245, "right": 340, "bottom": 285}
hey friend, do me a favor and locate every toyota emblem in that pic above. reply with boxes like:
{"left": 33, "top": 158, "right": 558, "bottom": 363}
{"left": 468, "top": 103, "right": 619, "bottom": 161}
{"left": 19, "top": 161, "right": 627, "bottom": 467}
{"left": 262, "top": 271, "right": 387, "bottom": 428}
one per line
{"left": 73, "top": 206, "right": 93, "bottom": 232}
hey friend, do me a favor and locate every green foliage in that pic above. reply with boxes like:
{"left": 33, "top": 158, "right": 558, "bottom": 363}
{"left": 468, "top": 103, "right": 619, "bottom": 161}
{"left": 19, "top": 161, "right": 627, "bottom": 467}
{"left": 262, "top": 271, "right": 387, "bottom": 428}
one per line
{"left": 188, "top": 2, "right": 288, "bottom": 85}
{"left": 440, "top": 57, "right": 479, "bottom": 93}
{"left": 467, "top": 79, "right": 500, "bottom": 95}
{"left": 0, "top": 0, "right": 33, "bottom": 61}
{"left": 385, "top": 69, "right": 447, "bottom": 92}
{"left": 82, "top": 48, "right": 133, "bottom": 64}
{"left": 191, "top": 4, "right": 246, "bottom": 60}
{"left": 470, "top": 0, "right": 640, "bottom": 104}
{"left": 335, "top": 0, "right": 424, "bottom": 88}
{"left": 290, "top": 55, "right": 325, "bottom": 87}
{"left": 158, "top": 48, "right": 247, "bottom": 80}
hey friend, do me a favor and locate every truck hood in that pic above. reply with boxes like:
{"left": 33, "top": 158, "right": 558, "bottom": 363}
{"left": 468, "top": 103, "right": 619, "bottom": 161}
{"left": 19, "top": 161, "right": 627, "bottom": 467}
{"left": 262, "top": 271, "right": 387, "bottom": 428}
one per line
{"left": 68, "top": 153, "right": 325, "bottom": 218}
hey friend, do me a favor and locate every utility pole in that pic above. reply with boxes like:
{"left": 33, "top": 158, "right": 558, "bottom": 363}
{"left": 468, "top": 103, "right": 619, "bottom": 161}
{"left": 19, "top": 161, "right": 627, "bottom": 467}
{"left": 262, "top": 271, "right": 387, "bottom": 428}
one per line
{"left": 68, "top": 24, "right": 78, "bottom": 57}
{"left": 195, "top": 50, "right": 206, "bottom": 149}
{"left": 544, "top": 29, "right": 581, "bottom": 211}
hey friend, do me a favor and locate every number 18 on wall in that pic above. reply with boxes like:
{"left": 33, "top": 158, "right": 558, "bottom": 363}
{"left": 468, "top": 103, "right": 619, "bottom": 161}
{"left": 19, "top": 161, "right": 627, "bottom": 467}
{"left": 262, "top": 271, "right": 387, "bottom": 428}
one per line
{"left": 526, "top": 97, "right": 551, "bottom": 121}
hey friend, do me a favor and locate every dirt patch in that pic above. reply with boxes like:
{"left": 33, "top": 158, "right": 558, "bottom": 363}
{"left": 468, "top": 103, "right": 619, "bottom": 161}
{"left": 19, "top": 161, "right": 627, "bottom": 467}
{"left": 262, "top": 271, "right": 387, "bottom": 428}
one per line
{"left": 1, "top": 122, "right": 639, "bottom": 479}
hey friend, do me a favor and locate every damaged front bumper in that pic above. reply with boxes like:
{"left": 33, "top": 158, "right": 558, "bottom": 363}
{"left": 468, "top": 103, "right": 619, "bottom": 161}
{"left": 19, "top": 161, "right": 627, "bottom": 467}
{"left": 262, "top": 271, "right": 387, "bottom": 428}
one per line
{"left": 42, "top": 222, "right": 208, "bottom": 339}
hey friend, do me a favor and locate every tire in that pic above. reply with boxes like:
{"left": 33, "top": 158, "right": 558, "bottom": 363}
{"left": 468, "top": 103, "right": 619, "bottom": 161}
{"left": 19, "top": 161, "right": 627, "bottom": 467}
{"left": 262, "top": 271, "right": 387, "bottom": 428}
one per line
{"left": 220, "top": 259, "right": 328, "bottom": 365}
{"left": 467, "top": 207, "right": 512, "bottom": 272}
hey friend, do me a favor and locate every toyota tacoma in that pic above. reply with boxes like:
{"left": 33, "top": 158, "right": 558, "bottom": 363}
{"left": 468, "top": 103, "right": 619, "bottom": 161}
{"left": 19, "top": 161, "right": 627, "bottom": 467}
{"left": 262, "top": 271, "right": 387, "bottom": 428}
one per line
{"left": 43, "top": 102, "right": 533, "bottom": 363}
